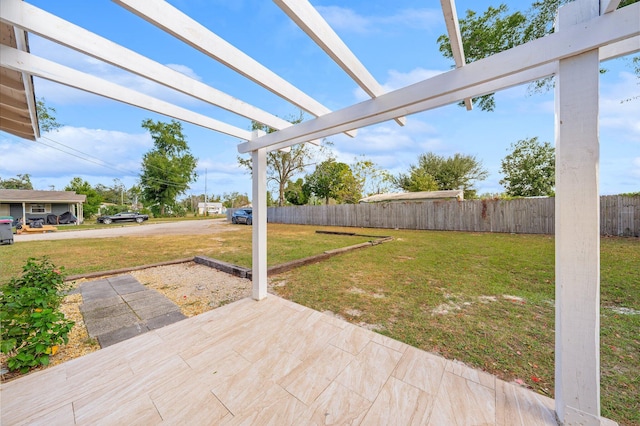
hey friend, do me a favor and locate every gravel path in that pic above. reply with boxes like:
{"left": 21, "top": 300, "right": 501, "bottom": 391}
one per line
{"left": 131, "top": 262, "right": 253, "bottom": 317}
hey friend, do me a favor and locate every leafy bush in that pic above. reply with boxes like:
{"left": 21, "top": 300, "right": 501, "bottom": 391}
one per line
{"left": 0, "top": 257, "right": 74, "bottom": 373}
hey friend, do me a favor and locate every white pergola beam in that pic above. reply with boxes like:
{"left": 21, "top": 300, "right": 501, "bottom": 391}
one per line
{"left": 440, "top": 0, "right": 473, "bottom": 110}
{"left": 261, "top": 63, "right": 557, "bottom": 153}
{"left": 114, "top": 0, "right": 356, "bottom": 138}
{"left": 555, "top": 1, "right": 602, "bottom": 423}
{"left": 600, "top": 0, "right": 622, "bottom": 14}
{"left": 0, "top": 0, "right": 292, "bottom": 133}
{"left": 250, "top": 33, "right": 637, "bottom": 154}
{"left": 251, "top": 134, "right": 268, "bottom": 300}
{"left": 0, "top": 45, "right": 252, "bottom": 140}
{"left": 600, "top": 35, "right": 640, "bottom": 61}
{"left": 273, "top": 0, "right": 406, "bottom": 127}
{"left": 238, "top": 2, "right": 639, "bottom": 154}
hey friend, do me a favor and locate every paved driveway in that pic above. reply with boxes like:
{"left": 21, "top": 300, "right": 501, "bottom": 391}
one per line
{"left": 13, "top": 219, "right": 236, "bottom": 242}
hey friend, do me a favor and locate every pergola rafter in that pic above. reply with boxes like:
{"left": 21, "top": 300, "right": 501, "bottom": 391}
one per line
{"left": 0, "top": 0, "right": 294, "bottom": 133}
{"left": 440, "top": 0, "right": 473, "bottom": 110}
{"left": 113, "top": 0, "right": 356, "bottom": 138}
{"left": 273, "top": 0, "right": 407, "bottom": 127}
{"left": 601, "top": 0, "right": 623, "bottom": 13}
{"left": 239, "top": 3, "right": 639, "bottom": 153}
{"left": 0, "top": 45, "right": 252, "bottom": 140}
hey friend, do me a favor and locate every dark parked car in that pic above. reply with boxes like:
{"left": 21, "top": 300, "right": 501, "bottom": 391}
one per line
{"left": 97, "top": 211, "right": 149, "bottom": 225}
{"left": 231, "top": 208, "right": 252, "bottom": 225}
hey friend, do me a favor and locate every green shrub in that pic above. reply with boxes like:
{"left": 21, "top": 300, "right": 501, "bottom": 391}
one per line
{"left": 0, "top": 257, "right": 74, "bottom": 373}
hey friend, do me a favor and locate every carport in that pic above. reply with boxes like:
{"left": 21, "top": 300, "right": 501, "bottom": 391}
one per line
{"left": 1, "top": 0, "right": 638, "bottom": 423}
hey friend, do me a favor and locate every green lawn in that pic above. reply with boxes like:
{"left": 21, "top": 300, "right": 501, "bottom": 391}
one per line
{"left": 1, "top": 224, "right": 637, "bottom": 425}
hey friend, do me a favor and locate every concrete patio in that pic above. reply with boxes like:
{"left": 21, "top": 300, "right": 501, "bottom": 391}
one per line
{"left": 0, "top": 294, "right": 575, "bottom": 425}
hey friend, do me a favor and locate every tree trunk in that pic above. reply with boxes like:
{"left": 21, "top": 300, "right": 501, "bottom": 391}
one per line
{"left": 279, "top": 181, "right": 285, "bottom": 206}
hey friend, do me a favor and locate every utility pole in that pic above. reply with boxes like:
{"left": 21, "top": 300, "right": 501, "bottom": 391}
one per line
{"left": 204, "top": 168, "right": 208, "bottom": 216}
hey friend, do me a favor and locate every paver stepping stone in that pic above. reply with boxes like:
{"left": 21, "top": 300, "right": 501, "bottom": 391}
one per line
{"left": 79, "top": 275, "right": 186, "bottom": 348}
{"left": 97, "top": 323, "right": 149, "bottom": 348}
{"left": 84, "top": 313, "right": 141, "bottom": 338}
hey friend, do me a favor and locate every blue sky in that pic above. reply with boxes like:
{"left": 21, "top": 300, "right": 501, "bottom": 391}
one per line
{"left": 1, "top": 0, "right": 638, "bottom": 198}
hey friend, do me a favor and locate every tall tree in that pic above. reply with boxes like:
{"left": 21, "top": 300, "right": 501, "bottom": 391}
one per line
{"left": 139, "top": 119, "right": 197, "bottom": 216}
{"left": 64, "top": 177, "right": 102, "bottom": 218}
{"left": 0, "top": 174, "right": 33, "bottom": 190}
{"left": 437, "top": 0, "right": 638, "bottom": 111}
{"left": 351, "top": 157, "right": 394, "bottom": 196}
{"left": 128, "top": 185, "right": 142, "bottom": 210}
{"left": 284, "top": 178, "right": 308, "bottom": 206}
{"left": 500, "top": 137, "right": 555, "bottom": 197}
{"left": 222, "top": 192, "right": 249, "bottom": 208}
{"left": 238, "top": 113, "right": 330, "bottom": 206}
{"left": 394, "top": 169, "right": 438, "bottom": 193}
{"left": 395, "top": 152, "right": 488, "bottom": 198}
{"left": 304, "top": 160, "right": 360, "bottom": 204}
{"left": 94, "top": 179, "right": 128, "bottom": 205}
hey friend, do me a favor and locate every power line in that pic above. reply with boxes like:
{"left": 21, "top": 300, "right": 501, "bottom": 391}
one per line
{"left": 4, "top": 131, "right": 201, "bottom": 190}
{"left": 15, "top": 134, "right": 196, "bottom": 189}
{"left": 37, "top": 136, "right": 135, "bottom": 175}
{"left": 41, "top": 135, "right": 139, "bottom": 176}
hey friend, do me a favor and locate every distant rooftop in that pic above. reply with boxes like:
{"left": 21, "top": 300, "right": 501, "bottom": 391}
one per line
{"left": 0, "top": 189, "right": 86, "bottom": 203}
{"left": 359, "top": 190, "right": 464, "bottom": 203}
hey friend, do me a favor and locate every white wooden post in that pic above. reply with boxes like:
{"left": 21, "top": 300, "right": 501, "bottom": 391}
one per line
{"left": 251, "top": 136, "right": 268, "bottom": 300}
{"left": 555, "top": 1, "right": 602, "bottom": 424}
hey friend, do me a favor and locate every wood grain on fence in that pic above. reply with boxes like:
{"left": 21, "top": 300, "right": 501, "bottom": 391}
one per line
{"left": 228, "top": 195, "right": 639, "bottom": 236}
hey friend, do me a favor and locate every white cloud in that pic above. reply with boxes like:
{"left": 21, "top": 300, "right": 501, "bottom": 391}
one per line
{"left": 29, "top": 36, "right": 205, "bottom": 107}
{"left": 353, "top": 67, "right": 445, "bottom": 101}
{"left": 316, "top": 6, "right": 373, "bottom": 34}
{"left": 187, "top": 159, "right": 251, "bottom": 195}
{"left": 332, "top": 118, "right": 446, "bottom": 176}
{"left": 382, "top": 68, "right": 445, "bottom": 92}
{"left": 196, "top": 159, "right": 246, "bottom": 175}
{"left": 166, "top": 64, "right": 202, "bottom": 81}
{"left": 600, "top": 72, "right": 640, "bottom": 142}
{"left": 0, "top": 126, "right": 150, "bottom": 180}
{"left": 316, "top": 6, "right": 441, "bottom": 34}
{"left": 383, "top": 8, "right": 442, "bottom": 30}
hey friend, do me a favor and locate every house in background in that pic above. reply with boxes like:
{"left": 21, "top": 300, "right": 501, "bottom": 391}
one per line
{"left": 197, "top": 202, "right": 224, "bottom": 215}
{"left": 0, "top": 189, "right": 86, "bottom": 224}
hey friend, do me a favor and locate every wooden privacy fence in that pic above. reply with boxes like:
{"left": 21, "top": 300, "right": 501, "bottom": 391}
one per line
{"left": 228, "top": 195, "right": 639, "bottom": 236}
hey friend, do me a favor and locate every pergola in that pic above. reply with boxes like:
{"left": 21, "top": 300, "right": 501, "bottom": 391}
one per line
{"left": 0, "top": 20, "right": 38, "bottom": 140}
{"left": 1, "top": 0, "right": 638, "bottom": 423}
